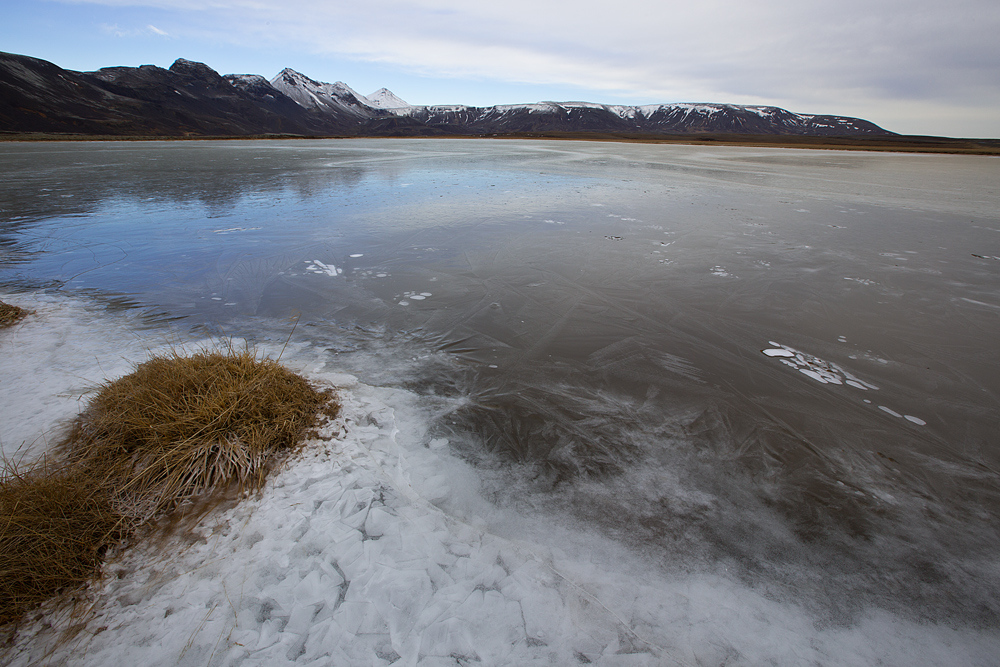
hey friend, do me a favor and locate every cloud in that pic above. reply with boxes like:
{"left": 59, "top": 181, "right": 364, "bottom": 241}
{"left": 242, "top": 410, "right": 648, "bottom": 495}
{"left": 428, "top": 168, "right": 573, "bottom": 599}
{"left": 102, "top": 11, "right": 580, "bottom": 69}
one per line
{"left": 100, "top": 21, "right": 171, "bottom": 37}
{"left": 70, "top": 0, "right": 1000, "bottom": 134}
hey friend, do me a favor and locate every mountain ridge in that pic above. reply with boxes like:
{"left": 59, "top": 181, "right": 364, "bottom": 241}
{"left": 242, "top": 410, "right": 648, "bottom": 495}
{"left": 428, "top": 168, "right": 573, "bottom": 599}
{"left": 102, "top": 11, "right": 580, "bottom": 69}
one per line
{"left": 1, "top": 51, "right": 895, "bottom": 138}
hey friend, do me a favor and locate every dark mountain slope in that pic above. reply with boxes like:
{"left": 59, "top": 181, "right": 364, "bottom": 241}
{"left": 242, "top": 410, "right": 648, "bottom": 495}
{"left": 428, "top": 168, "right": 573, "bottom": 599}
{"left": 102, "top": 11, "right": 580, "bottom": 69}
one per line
{"left": 1, "top": 51, "right": 895, "bottom": 139}
{"left": 0, "top": 52, "right": 353, "bottom": 136}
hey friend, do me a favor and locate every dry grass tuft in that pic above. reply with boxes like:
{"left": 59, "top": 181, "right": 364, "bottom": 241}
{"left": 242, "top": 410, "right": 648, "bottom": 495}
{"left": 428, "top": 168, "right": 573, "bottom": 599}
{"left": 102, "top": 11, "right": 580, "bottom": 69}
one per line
{"left": 0, "top": 300, "right": 30, "bottom": 328}
{"left": 0, "top": 463, "right": 123, "bottom": 626}
{"left": 64, "top": 348, "right": 337, "bottom": 522}
{"left": 0, "top": 346, "right": 338, "bottom": 627}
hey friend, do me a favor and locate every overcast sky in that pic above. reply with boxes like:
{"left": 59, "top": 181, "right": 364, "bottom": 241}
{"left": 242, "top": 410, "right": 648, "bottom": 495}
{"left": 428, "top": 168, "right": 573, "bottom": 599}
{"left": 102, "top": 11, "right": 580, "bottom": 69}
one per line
{"left": 3, "top": 0, "right": 999, "bottom": 137}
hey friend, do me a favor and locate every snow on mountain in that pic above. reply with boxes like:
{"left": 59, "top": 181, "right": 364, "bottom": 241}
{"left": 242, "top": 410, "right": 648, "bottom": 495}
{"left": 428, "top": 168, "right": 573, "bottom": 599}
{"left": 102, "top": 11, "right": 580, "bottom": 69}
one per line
{"left": 225, "top": 73, "right": 270, "bottom": 89}
{"left": 380, "top": 99, "right": 882, "bottom": 135}
{"left": 365, "top": 87, "right": 410, "bottom": 109}
{"left": 224, "top": 73, "right": 281, "bottom": 99}
{"left": 0, "top": 49, "right": 891, "bottom": 137}
{"left": 270, "top": 68, "right": 377, "bottom": 118}
{"left": 258, "top": 63, "right": 889, "bottom": 136}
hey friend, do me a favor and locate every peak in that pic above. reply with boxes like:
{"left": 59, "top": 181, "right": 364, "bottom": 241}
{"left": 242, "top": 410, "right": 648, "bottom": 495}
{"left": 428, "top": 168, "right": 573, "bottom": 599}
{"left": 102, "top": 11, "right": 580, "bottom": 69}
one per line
{"left": 170, "top": 58, "right": 211, "bottom": 71}
{"left": 272, "top": 68, "right": 321, "bottom": 87}
{"left": 168, "top": 58, "right": 223, "bottom": 79}
{"left": 366, "top": 87, "right": 410, "bottom": 109}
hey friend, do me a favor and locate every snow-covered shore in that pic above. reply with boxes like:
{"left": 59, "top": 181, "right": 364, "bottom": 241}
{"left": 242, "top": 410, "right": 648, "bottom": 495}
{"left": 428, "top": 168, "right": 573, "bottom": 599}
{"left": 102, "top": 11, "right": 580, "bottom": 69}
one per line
{"left": 2, "top": 295, "right": 998, "bottom": 666}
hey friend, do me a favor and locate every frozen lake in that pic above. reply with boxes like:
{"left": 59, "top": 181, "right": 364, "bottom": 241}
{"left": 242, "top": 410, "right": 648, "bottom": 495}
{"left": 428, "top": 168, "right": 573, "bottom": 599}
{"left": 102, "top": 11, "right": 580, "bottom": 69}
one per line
{"left": 2, "top": 139, "right": 999, "bottom": 665}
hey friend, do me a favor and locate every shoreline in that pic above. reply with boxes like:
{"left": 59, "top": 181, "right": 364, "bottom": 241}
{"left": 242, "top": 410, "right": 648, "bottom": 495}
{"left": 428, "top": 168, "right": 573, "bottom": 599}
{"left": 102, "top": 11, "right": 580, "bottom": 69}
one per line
{"left": 2, "top": 131, "right": 998, "bottom": 155}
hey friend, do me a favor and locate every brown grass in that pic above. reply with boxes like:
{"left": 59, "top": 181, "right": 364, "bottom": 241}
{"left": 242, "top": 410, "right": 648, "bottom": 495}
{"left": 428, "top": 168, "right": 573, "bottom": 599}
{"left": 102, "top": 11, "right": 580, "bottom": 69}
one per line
{"left": 0, "top": 346, "right": 338, "bottom": 627}
{"left": 0, "top": 463, "right": 123, "bottom": 626}
{"left": 64, "top": 348, "right": 336, "bottom": 522}
{"left": 0, "top": 300, "right": 29, "bottom": 328}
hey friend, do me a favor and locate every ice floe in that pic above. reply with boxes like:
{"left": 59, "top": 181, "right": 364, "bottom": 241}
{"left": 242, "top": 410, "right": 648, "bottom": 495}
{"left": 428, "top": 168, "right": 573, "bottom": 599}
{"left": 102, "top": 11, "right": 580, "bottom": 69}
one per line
{"left": 305, "top": 260, "right": 342, "bottom": 277}
{"left": 761, "top": 342, "right": 878, "bottom": 389}
{"left": 395, "top": 291, "right": 432, "bottom": 306}
{"left": 874, "top": 406, "right": 926, "bottom": 425}
{"left": 212, "top": 227, "right": 262, "bottom": 234}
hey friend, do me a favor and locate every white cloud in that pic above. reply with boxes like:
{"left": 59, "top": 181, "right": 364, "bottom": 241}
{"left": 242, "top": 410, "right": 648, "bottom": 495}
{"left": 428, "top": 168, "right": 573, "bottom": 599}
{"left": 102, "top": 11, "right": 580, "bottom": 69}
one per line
{"left": 100, "top": 21, "right": 172, "bottom": 37}
{"left": 70, "top": 0, "right": 1000, "bottom": 135}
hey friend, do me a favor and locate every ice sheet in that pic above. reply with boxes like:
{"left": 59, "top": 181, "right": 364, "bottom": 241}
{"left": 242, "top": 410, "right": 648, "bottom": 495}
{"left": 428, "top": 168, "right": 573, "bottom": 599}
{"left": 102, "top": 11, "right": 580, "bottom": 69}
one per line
{"left": 4, "top": 324, "right": 996, "bottom": 666}
{"left": 3, "top": 140, "right": 1000, "bottom": 664}
{"left": 0, "top": 294, "right": 166, "bottom": 461}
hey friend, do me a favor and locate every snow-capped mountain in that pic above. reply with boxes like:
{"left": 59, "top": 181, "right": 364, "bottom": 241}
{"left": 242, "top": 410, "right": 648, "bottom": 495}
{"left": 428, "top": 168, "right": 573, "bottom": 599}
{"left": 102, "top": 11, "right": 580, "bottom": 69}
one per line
{"left": 263, "top": 69, "right": 887, "bottom": 137}
{"left": 269, "top": 68, "right": 380, "bottom": 118}
{"left": 0, "top": 51, "right": 903, "bottom": 138}
{"left": 380, "top": 100, "right": 890, "bottom": 136}
{"left": 366, "top": 88, "right": 411, "bottom": 110}
{"left": 268, "top": 70, "right": 412, "bottom": 114}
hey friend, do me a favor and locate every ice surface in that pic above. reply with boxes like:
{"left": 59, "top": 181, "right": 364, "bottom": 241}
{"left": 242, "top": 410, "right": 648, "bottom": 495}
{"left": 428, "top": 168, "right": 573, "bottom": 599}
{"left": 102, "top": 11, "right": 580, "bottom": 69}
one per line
{"left": 0, "top": 294, "right": 162, "bottom": 460}
{"left": 3, "top": 141, "right": 1000, "bottom": 665}
{"left": 4, "top": 312, "right": 997, "bottom": 666}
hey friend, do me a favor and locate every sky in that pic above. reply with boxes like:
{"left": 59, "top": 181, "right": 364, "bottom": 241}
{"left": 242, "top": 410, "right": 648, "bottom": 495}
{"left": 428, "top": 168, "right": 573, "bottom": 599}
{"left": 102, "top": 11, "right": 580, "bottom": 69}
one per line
{"left": 2, "top": 0, "right": 999, "bottom": 137}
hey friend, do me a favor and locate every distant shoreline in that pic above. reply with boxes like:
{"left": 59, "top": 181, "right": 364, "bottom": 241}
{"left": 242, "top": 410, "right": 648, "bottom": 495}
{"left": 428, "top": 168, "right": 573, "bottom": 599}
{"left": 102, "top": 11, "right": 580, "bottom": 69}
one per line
{"left": 2, "top": 131, "right": 998, "bottom": 155}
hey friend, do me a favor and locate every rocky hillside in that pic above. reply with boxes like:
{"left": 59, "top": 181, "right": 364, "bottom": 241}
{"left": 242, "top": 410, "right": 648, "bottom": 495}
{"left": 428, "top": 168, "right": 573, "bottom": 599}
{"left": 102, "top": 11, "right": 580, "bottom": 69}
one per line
{"left": 0, "top": 52, "right": 894, "bottom": 137}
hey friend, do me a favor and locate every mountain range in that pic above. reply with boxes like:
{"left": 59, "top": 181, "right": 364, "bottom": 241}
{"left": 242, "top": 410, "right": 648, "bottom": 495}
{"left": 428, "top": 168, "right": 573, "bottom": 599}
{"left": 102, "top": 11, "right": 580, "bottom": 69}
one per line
{"left": 1, "top": 51, "right": 894, "bottom": 138}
